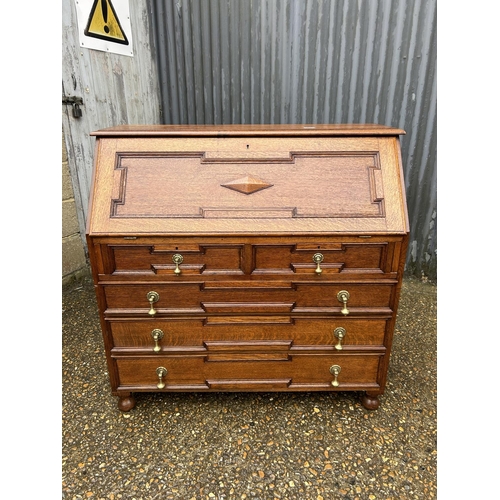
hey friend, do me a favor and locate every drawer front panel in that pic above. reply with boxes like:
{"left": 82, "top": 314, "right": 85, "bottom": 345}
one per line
{"left": 103, "top": 283, "right": 205, "bottom": 313}
{"left": 103, "top": 282, "right": 394, "bottom": 313}
{"left": 109, "top": 317, "right": 388, "bottom": 349}
{"left": 114, "top": 353, "right": 382, "bottom": 390}
{"left": 108, "top": 244, "right": 245, "bottom": 275}
{"left": 253, "top": 243, "right": 388, "bottom": 274}
{"left": 99, "top": 241, "right": 397, "bottom": 278}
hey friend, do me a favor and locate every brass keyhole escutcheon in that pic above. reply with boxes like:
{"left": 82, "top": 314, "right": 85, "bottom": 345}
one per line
{"left": 337, "top": 290, "right": 350, "bottom": 315}
{"left": 151, "top": 328, "right": 164, "bottom": 353}
{"left": 147, "top": 291, "right": 160, "bottom": 316}
{"left": 334, "top": 327, "right": 346, "bottom": 350}
{"left": 172, "top": 253, "right": 184, "bottom": 275}
{"left": 330, "top": 365, "right": 341, "bottom": 387}
{"left": 156, "top": 366, "right": 167, "bottom": 389}
{"left": 313, "top": 252, "right": 324, "bottom": 274}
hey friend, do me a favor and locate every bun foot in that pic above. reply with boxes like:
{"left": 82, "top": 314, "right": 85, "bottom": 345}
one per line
{"left": 361, "top": 392, "right": 380, "bottom": 410}
{"left": 118, "top": 394, "right": 136, "bottom": 412}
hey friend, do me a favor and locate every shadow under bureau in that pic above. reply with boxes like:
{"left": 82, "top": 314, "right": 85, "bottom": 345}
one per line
{"left": 86, "top": 124, "right": 409, "bottom": 411}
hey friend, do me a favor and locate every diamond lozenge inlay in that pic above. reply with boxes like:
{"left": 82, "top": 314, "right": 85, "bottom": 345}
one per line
{"left": 221, "top": 175, "right": 274, "bottom": 195}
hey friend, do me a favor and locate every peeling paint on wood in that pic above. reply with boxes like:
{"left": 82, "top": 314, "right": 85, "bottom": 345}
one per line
{"left": 62, "top": 0, "right": 161, "bottom": 251}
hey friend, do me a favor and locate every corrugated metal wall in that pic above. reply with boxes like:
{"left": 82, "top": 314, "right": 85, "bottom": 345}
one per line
{"left": 150, "top": 0, "right": 437, "bottom": 279}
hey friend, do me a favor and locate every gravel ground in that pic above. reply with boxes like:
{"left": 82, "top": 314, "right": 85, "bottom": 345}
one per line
{"left": 62, "top": 274, "right": 437, "bottom": 499}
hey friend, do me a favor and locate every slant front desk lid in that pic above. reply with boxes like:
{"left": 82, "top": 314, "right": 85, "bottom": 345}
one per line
{"left": 87, "top": 125, "right": 409, "bottom": 236}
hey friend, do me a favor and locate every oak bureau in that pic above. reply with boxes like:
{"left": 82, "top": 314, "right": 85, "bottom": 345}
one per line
{"left": 86, "top": 124, "right": 409, "bottom": 411}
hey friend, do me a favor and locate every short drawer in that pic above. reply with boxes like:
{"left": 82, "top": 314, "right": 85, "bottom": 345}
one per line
{"left": 252, "top": 242, "right": 390, "bottom": 275}
{"left": 104, "top": 244, "right": 245, "bottom": 276}
{"left": 113, "top": 353, "right": 382, "bottom": 391}
{"left": 102, "top": 282, "right": 395, "bottom": 315}
{"left": 108, "top": 317, "right": 389, "bottom": 351}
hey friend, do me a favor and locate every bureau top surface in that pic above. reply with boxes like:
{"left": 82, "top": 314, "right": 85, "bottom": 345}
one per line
{"left": 87, "top": 125, "right": 409, "bottom": 236}
{"left": 91, "top": 124, "right": 405, "bottom": 138}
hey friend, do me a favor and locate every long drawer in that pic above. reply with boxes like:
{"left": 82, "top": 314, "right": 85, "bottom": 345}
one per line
{"left": 108, "top": 317, "right": 389, "bottom": 350}
{"left": 102, "top": 282, "right": 396, "bottom": 315}
{"left": 112, "top": 353, "right": 383, "bottom": 392}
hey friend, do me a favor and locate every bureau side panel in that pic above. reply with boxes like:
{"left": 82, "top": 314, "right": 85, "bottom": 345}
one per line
{"left": 375, "top": 234, "right": 410, "bottom": 393}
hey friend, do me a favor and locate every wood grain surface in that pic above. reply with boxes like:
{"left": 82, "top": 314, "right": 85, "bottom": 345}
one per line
{"left": 86, "top": 125, "right": 409, "bottom": 410}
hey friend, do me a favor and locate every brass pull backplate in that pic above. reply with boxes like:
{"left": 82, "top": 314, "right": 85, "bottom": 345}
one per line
{"left": 313, "top": 252, "right": 324, "bottom": 274}
{"left": 156, "top": 366, "right": 167, "bottom": 389}
{"left": 334, "top": 327, "right": 346, "bottom": 350}
{"left": 330, "top": 364, "right": 341, "bottom": 387}
{"left": 151, "top": 328, "right": 164, "bottom": 353}
{"left": 147, "top": 291, "right": 160, "bottom": 316}
{"left": 337, "top": 290, "right": 350, "bottom": 315}
{"left": 172, "top": 253, "right": 184, "bottom": 275}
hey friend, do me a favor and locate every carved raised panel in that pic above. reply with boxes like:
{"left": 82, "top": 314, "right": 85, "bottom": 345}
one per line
{"left": 109, "top": 151, "right": 385, "bottom": 220}
{"left": 110, "top": 166, "right": 127, "bottom": 216}
{"left": 204, "top": 340, "right": 292, "bottom": 362}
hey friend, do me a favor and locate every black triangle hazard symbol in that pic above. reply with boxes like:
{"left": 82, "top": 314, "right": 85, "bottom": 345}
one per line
{"left": 84, "top": 0, "right": 129, "bottom": 45}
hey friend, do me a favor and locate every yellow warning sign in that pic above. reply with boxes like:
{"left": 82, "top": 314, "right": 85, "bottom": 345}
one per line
{"left": 84, "top": 0, "right": 129, "bottom": 45}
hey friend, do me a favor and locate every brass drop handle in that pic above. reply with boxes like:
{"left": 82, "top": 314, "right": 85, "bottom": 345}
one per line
{"left": 337, "top": 290, "right": 350, "bottom": 315}
{"left": 330, "top": 365, "right": 341, "bottom": 387}
{"left": 313, "top": 252, "right": 324, "bottom": 275}
{"left": 147, "top": 291, "right": 160, "bottom": 316}
{"left": 172, "top": 253, "right": 184, "bottom": 275}
{"left": 334, "top": 327, "right": 346, "bottom": 350}
{"left": 151, "top": 328, "right": 164, "bottom": 353}
{"left": 156, "top": 366, "right": 167, "bottom": 389}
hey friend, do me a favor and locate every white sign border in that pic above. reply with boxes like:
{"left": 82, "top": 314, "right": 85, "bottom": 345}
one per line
{"left": 74, "top": 0, "right": 134, "bottom": 57}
